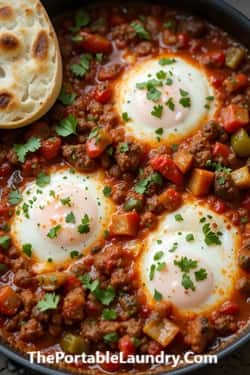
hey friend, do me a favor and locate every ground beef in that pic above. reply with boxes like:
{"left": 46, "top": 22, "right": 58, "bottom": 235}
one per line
{"left": 146, "top": 195, "right": 164, "bottom": 214}
{"left": 94, "top": 245, "right": 123, "bottom": 274}
{"left": 135, "top": 41, "right": 154, "bottom": 56}
{"left": 62, "top": 144, "right": 97, "bottom": 172}
{"left": 99, "top": 104, "right": 119, "bottom": 127}
{"left": 236, "top": 276, "right": 250, "bottom": 294}
{"left": 212, "top": 314, "right": 237, "bottom": 335}
{"left": 214, "top": 172, "right": 239, "bottom": 201}
{"left": 98, "top": 63, "right": 123, "bottom": 81}
{"left": 63, "top": 287, "right": 85, "bottom": 323}
{"left": 115, "top": 142, "right": 142, "bottom": 172}
{"left": 184, "top": 317, "right": 214, "bottom": 353}
{"left": 111, "top": 181, "right": 129, "bottom": 204}
{"left": 238, "top": 239, "right": 250, "bottom": 271}
{"left": 180, "top": 18, "right": 207, "bottom": 38}
{"left": 19, "top": 318, "right": 44, "bottom": 341}
{"left": 117, "top": 294, "right": 138, "bottom": 320}
{"left": 20, "top": 290, "right": 36, "bottom": 312}
{"left": 81, "top": 319, "right": 101, "bottom": 342}
{"left": 48, "top": 313, "right": 63, "bottom": 337}
{"left": 189, "top": 133, "right": 212, "bottom": 167}
{"left": 140, "top": 211, "right": 157, "bottom": 229}
{"left": 202, "top": 121, "right": 228, "bottom": 142}
{"left": 121, "top": 318, "right": 143, "bottom": 337}
{"left": 112, "top": 24, "right": 137, "bottom": 43}
{"left": 111, "top": 268, "right": 132, "bottom": 289}
{"left": 14, "top": 269, "right": 34, "bottom": 289}
{"left": 0, "top": 146, "right": 8, "bottom": 163}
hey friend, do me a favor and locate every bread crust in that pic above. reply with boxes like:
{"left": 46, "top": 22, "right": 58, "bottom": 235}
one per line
{"left": 0, "top": 0, "right": 62, "bottom": 129}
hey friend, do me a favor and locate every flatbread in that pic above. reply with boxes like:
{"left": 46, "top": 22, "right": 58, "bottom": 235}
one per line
{"left": 0, "top": 0, "right": 62, "bottom": 128}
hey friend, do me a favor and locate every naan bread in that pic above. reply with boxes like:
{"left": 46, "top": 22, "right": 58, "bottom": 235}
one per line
{"left": 0, "top": 0, "right": 62, "bottom": 128}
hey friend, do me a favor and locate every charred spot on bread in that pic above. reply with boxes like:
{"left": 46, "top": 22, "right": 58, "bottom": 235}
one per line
{"left": 32, "top": 30, "right": 49, "bottom": 60}
{"left": 0, "top": 6, "right": 14, "bottom": 20}
{"left": 0, "top": 33, "right": 20, "bottom": 51}
{"left": 0, "top": 92, "right": 12, "bottom": 110}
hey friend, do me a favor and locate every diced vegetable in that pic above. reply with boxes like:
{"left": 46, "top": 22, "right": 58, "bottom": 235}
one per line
{"left": 0, "top": 286, "right": 21, "bottom": 316}
{"left": 219, "top": 300, "right": 239, "bottom": 315}
{"left": 212, "top": 142, "right": 230, "bottom": 158}
{"left": 78, "top": 32, "right": 112, "bottom": 53}
{"left": 221, "top": 104, "right": 249, "bottom": 133}
{"left": 124, "top": 198, "right": 143, "bottom": 212}
{"left": 173, "top": 149, "right": 193, "bottom": 174}
{"left": 206, "top": 50, "right": 225, "bottom": 67}
{"left": 231, "top": 129, "right": 250, "bottom": 157}
{"left": 225, "top": 47, "right": 246, "bottom": 69}
{"left": 158, "top": 188, "right": 182, "bottom": 211}
{"left": 86, "top": 128, "right": 112, "bottom": 158}
{"left": 150, "top": 154, "right": 183, "bottom": 186}
{"left": 41, "top": 137, "right": 62, "bottom": 160}
{"left": 94, "top": 86, "right": 112, "bottom": 104}
{"left": 231, "top": 166, "right": 250, "bottom": 188}
{"left": 143, "top": 317, "right": 179, "bottom": 347}
{"left": 110, "top": 212, "right": 139, "bottom": 236}
{"left": 224, "top": 73, "right": 248, "bottom": 93}
{"left": 188, "top": 168, "right": 214, "bottom": 196}
{"left": 61, "top": 333, "right": 89, "bottom": 354}
{"left": 118, "top": 335, "right": 136, "bottom": 358}
{"left": 38, "top": 272, "right": 68, "bottom": 291}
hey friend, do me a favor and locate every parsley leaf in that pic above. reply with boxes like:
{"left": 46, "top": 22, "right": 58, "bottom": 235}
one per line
{"left": 103, "top": 332, "right": 119, "bottom": 344}
{"left": 174, "top": 256, "right": 197, "bottom": 273}
{"left": 122, "top": 112, "right": 131, "bottom": 122}
{"left": 78, "top": 214, "right": 90, "bottom": 234}
{"left": 22, "top": 243, "right": 32, "bottom": 257}
{"left": 70, "top": 250, "right": 80, "bottom": 259}
{"left": 147, "top": 87, "right": 161, "bottom": 102}
{"left": 179, "top": 97, "right": 191, "bottom": 108}
{"left": 58, "top": 88, "right": 76, "bottom": 106}
{"left": 156, "top": 70, "right": 167, "bottom": 80}
{"left": 154, "top": 251, "right": 164, "bottom": 261}
{"left": 80, "top": 274, "right": 116, "bottom": 305}
{"left": 153, "top": 289, "right": 162, "bottom": 301}
{"left": 166, "top": 97, "right": 175, "bottom": 111}
{"left": 102, "top": 308, "right": 117, "bottom": 320}
{"left": 202, "top": 223, "right": 222, "bottom": 245}
{"left": 157, "top": 262, "right": 166, "bottom": 271}
{"left": 60, "top": 197, "right": 72, "bottom": 207}
{"left": 182, "top": 273, "right": 195, "bottom": 291}
{"left": 119, "top": 143, "right": 129, "bottom": 153}
{"left": 103, "top": 186, "right": 112, "bottom": 197}
{"left": 169, "top": 242, "right": 178, "bottom": 252}
{"left": 65, "top": 212, "right": 76, "bottom": 224}
{"left": 8, "top": 190, "right": 22, "bottom": 206}
{"left": 36, "top": 172, "right": 51, "bottom": 188}
{"left": 131, "top": 21, "right": 150, "bottom": 40}
{"left": 186, "top": 233, "right": 194, "bottom": 242}
{"left": 151, "top": 104, "right": 163, "bottom": 118}
{"left": 37, "top": 293, "right": 60, "bottom": 312}
{"left": 47, "top": 225, "right": 62, "bottom": 239}
{"left": 195, "top": 268, "right": 208, "bottom": 281}
{"left": 70, "top": 54, "right": 92, "bottom": 77}
{"left": 70, "top": 10, "right": 90, "bottom": 32}
{"left": 175, "top": 214, "right": 183, "bottom": 222}
{"left": 135, "top": 172, "right": 162, "bottom": 194}
{"left": 149, "top": 264, "right": 156, "bottom": 280}
{"left": 158, "top": 58, "right": 176, "bottom": 65}
{"left": 14, "top": 137, "right": 41, "bottom": 163}
{"left": 56, "top": 115, "right": 78, "bottom": 137}
{"left": 0, "top": 236, "right": 10, "bottom": 250}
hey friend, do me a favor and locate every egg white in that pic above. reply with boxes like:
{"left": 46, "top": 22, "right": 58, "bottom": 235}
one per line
{"left": 115, "top": 55, "right": 218, "bottom": 146}
{"left": 11, "top": 168, "right": 114, "bottom": 273}
{"left": 138, "top": 197, "right": 241, "bottom": 316}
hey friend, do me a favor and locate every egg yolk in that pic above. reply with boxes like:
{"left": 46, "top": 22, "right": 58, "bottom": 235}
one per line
{"left": 33, "top": 184, "right": 98, "bottom": 248}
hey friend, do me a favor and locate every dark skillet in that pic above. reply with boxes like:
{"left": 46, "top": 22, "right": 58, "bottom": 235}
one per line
{"left": 0, "top": 0, "right": 249, "bottom": 374}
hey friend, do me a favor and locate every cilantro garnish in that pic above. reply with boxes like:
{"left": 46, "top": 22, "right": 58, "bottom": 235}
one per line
{"left": 158, "top": 58, "right": 176, "bottom": 65}
{"left": 70, "top": 250, "right": 80, "bottom": 259}
{"left": 119, "top": 143, "right": 129, "bottom": 153}
{"left": 154, "top": 251, "right": 164, "bottom": 261}
{"left": 195, "top": 268, "right": 208, "bottom": 281}
{"left": 69, "top": 10, "right": 90, "bottom": 32}
{"left": 174, "top": 256, "right": 198, "bottom": 273}
{"left": 80, "top": 274, "right": 116, "bottom": 305}
{"left": 47, "top": 225, "right": 62, "bottom": 239}
{"left": 22, "top": 243, "right": 32, "bottom": 257}
{"left": 153, "top": 289, "right": 162, "bottom": 301}
{"left": 175, "top": 214, "right": 183, "bottom": 222}
{"left": 202, "top": 223, "right": 222, "bottom": 245}
{"left": 65, "top": 212, "right": 76, "bottom": 224}
{"left": 151, "top": 104, "right": 163, "bottom": 118}
{"left": 186, "top": 233, "right": 194, "bottom": 242}
{"left": 70, "top": 54, "right": 92, "bottom": 77}
{"left": 78, "top": 214, "right": 90, "bottom": 234}
{"left": 0, "top": 236, "right": 10, "bottom": 250}
{"left": 166, "top": 97, "right": 175, "bottom": 111}
{"left": 56, "top": 114, "right": 78, "bottom": 137}
{"left": 102, "top": 308, "right": 117, "bottom": 320}
{"left": 149, "top": 264, "right": 156, "bottom": 280}
{"left": 37, "top": 293, "right": 60, "bottom": 312}
{"left": 122, "top": 112, "right": 131, "bottom": 122}
{"left": 58, "top": 88, "right": 76, "bottom": 106}
{"left": 60, "top": 197, "right": 72, "bottom": 207}
{"left": 103, "top": 186, "right": 112, "bottom": 197}
{"left": 103, "top": 332, "right": 119, "bottom": 344}
{"left": 131, "top": 21, "right": 150, "bottom": 40}
{"left": 36, "top": 172, "right": 51, "bottom": 188}
{"left": 205, "top": 160, "right": 232, "bottom": 173}
{"left": 182, "top": 273, "right": 195, "bottom": 291}
{"left": 135, "top": 172, "right": 162, "bottom": 194}
{"left": 156, "top": 70, "right": 167, "bottom": 80}
{"left": 14, "top": 137, "right": 41, "bottom": 163}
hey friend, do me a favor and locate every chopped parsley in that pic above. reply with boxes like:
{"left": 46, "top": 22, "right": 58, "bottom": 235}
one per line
{"left": 131, "top": 21, "right": 150, "bottom": 40}
{"left": 186, "top": 233, "right": 194, "bottom": 242}
{"left": 102, "top": 308, "right": 117, "bottom": 320}
{"left": 8, "top": 190, "right": 22, "bottom": 206}
{"left": 153, "top": 289, "right": 162, "bottom": 301}
{"left": 155, "top": 128, "right": 164, "bottom": 136}
{"left": 103, "top": 332, "right": 119, "bottom": 344}
{"left": 119, "top": 143, "right": 129, "bottom": 153}
{"left": 151, "top": 104, "right": 163, "bottom": 118}
{"left": 36, "top": 172, "right": 51, "bottom": 188}
{"left": 205, "top": 160, "right": 232, "bottom": 173}
{"left": 70, "top": 54, "right": 92, "bottom": 77}
{"left": 182, "top": 273, "right": 195, "bottom": 291}
{"left": 60, "top": 197, "right": 72, "bottom": 207}
{"left": 22, "top": 243, "right": 32, "bottom": 257}
{"left": 70, "top": 250, "right": 80, "bottom": 259}
{"left": 78, "top": 214, "right": 90, "bottom": 234}
{"left": 154, "top": 251, "right": 164, "bottom": 261}
{"left": 65, "top": 212, "right": 76, "bottom": 224}
{"left": 37, "top": 293, "right": 60, "bottom": 312}
{"left": 166, "top": 97, "right": 175, "bottom": 111}
{"left": 47, "top": 225, "right": 62, "bottom": 239}
{"left": 195, "top": 268, "right": 208, "bottom": 281}
{"left": 56, "top": 114, "right": 78, "bottom": 137}
{"left": 80, "top": 274, "right": 116, "bottom": 305}
{"left": 169, "top": 242, "right": 178, "bottom": 252}
{"left": 122, "top": 112, "right": 131, "bottom": 122}
{"left": 147, "top": 87, "right": 161, "bottom": 102}
{"left": 156, "top": 70, "right": 167, "bottom": 80}
{"left": 0, "top": 236, "right": 10, "bottom": 250}
{"left": 156, "top": 262, "right": 166, "bottom": 271}
{"left": 103, "top": 186, "right": 112, "bottom": 197}
{"left": 179, "top": 97, "right": 191, "bottom": 108}
{"left": 175, "top": 214, "right": 183, "bottom": 222}
{"left": 158, "top": 58, "right": 176, "bottom": 65}
{"left": 58, "top": 88, "right": 76, "bottom": 106}
{"left": 14, "top": 137, "right": 41, "bottom": 163}
{"left": 69, "top": 10, "right": 90, "bottom": 32}
{"left": 135, "top": 172, "right": 163, "bottom": 194}
{"left": 149, "top": 264, "right": 156, "bottom": 280}
{"left": 202, "top": 223, "right": 222, "bottom": 245}
{"left": 174, "top": 256, "right": 197, "bottom": 273}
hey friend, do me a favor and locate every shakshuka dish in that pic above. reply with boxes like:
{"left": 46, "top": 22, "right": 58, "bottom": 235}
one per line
{"left": 0, "top": 2, "right": 249, "bottom": 373}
